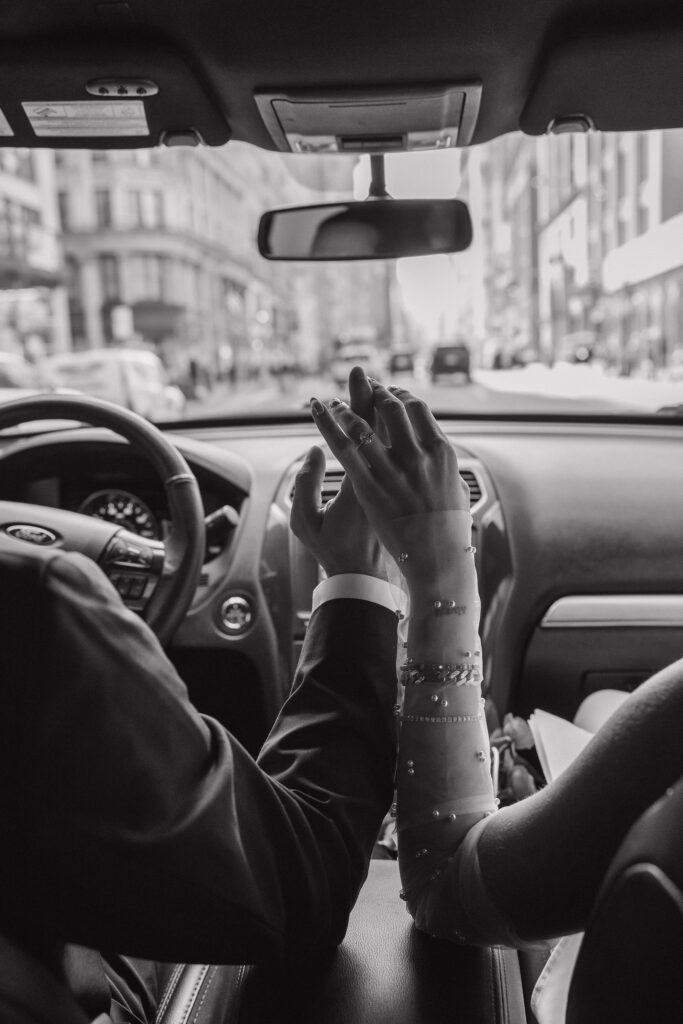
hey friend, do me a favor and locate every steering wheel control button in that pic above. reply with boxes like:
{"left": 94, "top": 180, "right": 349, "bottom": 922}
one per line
{"left": 219, "top": 595, "right": 254, "bottom": 635}
{"left": 115, "top": 575, "right": 131, "bottom": 599}
{"left": 5, "top": 524, "right": 59, "bottom": 546}
{"left": 102, "top": 532, "right": 164, "bottom": 571}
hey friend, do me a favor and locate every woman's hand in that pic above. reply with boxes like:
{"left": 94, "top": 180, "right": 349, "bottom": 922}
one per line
{"left": 290, "top": 367, "right": 388, "bottom": 580}
{"left": 308, "top": 377, "right": 469, "bottom": 586}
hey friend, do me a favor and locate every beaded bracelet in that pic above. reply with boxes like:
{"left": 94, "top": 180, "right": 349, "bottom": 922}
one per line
{"left": 432, "top": 599, "right": 467, "bottom": 615}
{"left": 400, "top": 662, "right": 481, "bottom": 687}
{"left": 400, "top": 712, "right": 483, "bottom": 724}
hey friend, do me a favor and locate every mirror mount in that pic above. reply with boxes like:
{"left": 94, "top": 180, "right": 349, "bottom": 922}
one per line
{"left": 366, "top": 155, "right": 392, "bottom": 199}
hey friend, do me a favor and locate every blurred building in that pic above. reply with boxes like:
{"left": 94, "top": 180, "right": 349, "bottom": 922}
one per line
{"left": 54, "top": 143, "right": 409, "bottom": 382}
{"left": 536, "top": 129, "right": 683, "bottom": 373}
{"left": 455, "top": 127, "right": 683, "bottom": 375}
{"left": 599, "top": 130, "right": 683, "bottom": 375}
{"left": 55, "top": 143, "right": 314, "bottom": 382}
{"left": 0, "top": 148, "right": 70, "bottom": 357}
{"left": 454, "top": 136, "right": 539, "bottom": 368}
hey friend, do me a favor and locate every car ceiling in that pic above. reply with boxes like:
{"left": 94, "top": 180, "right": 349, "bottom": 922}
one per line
{"left": 0, "top": 0, "right": 682, "bottom": 151}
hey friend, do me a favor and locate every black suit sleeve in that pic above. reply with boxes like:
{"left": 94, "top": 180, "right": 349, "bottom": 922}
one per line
{"left": 0, "top": 546, "right": 398, "bottom": 965}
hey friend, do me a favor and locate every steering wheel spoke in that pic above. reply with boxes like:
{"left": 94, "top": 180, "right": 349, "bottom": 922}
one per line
{"left": 99, "top": 529, "right": 166, "bottom": 611}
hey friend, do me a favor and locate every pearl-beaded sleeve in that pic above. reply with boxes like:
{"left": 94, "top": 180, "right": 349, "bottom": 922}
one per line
{"left": 396, "top": 510, "right": 502, "bottom": 944}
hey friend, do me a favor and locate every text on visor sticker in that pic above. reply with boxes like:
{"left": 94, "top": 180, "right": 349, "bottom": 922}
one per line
{"left": 22, "top": 100, "right": 149, "bottom": 137}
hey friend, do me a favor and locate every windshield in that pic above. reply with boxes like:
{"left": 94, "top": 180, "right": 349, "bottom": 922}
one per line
{"left": 1, "top": 132, "right": 683, "bottom": 420}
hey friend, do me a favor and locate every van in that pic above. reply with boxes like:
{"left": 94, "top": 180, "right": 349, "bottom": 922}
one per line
{"left": 429, "top": 342, "right": 471, "bottom": 383}
{"left": 44, "top": 348, "right": 185, "bottom": 419}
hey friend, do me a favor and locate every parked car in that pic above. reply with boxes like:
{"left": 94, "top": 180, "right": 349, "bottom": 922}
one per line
{"left": 44, "top": 348, "right": 186, "bottom": 420}
{"left": 429, "top": 342, "right": 471, "bottom": 382}
{"left": 330, "top": 344, "right": 384, "bottom": 388}
{"left": 387, "top": 350, "right": 415, "bottom": 375}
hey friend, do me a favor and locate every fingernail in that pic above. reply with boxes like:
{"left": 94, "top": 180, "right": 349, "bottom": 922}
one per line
{"left": 367, "top": 376, "right": 378, "bottom": 385}
{"left": 329, "top": 397, "right": 345, "bottom": 408}
{"left": 388, "top": 385, "right": 400, "bottom": 392}
{"left": 310, "top": 398, "right": 323, "bottom": 415}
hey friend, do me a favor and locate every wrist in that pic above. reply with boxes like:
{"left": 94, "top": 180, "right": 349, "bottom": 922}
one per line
{"left": 406, "top": 571, "right": 465, "bottom": 600}
{"left": 322, "top": 564, "right": 389, "bottom": 582}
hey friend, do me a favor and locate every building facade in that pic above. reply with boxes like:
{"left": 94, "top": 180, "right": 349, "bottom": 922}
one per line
{"left": 453, "top": 127, "right": 683, "bottom": 375}
{"left": 55, "top": 143, "right": 317, "bottom": 382}
{"left": 0, "top": 148, "right": 69, "bottom": 358}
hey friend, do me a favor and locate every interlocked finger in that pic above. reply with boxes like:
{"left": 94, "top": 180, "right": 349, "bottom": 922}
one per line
{"left": 348, "top": 366, "right": 389, "bottom": 445}
{"left": 387, "top": 385, "right": 450, "bottom": 447}
{"left": 309, "top": 399, "right": 378, "bottom": 491}
{"left": 328, "top": 399, "right": 394, "bottom": 474}
{"left": 368, "top": 380, "right": 420, "bottom": 454}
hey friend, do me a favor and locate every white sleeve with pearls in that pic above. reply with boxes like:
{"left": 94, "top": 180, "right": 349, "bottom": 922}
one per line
{"left": 395, "top": 510, "right": 509, "bottom": 945}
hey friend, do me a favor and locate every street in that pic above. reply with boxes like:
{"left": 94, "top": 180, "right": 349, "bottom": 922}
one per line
{"left": 186, "top": 362, "right": 683, "bottom": 419}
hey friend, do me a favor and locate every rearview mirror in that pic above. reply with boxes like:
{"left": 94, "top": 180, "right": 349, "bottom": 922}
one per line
{"left": 258, "top": 198, "right": 472, "bottom": 261}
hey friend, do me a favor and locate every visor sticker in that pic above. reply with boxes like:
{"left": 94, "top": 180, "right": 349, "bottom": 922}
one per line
{"left": 22, "top": 100, "right": 149, "bottom": 137}
{"left": 0, "top": 108, "right": 14, "bottom": 136}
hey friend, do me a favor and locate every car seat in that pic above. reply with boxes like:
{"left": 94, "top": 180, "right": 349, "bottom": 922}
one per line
{"left": 0, "top": 938, "right": 244, "bottom": 1024}
{"left": 3, "top": 780, "right": 682, "bottom": 1024}
{"left": 566, "top": 776, "right": 683, "bottom": 1024}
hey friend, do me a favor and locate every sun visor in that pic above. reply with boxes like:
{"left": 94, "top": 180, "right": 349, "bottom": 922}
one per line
{"left": 0, "top": 36, "right": 231, "bottom": 148}
{"left": 255, "top": 84, "right": 482, "bottom": 153}
{"left": 522, "top": 28, "right": 683, "bottom": 135}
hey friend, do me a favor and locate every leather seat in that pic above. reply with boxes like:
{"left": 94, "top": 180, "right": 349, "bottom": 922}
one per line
{"left": 566, "top": 777, "right": 683, "bottom": 1024}
{"left": 235, "top": 860, "right": 527, "bottom": 1024}
{"left": 7, "top": 778, "right": 682, "bottom": 1024}
{"left": 0, "top": 861, "right": 527, "bottom": 1024}
{"left": 0, "top": 932, "right": 91, "bottom": 1024}
{"left": 0, "top": 935, "right": 245, "bottom": 1024}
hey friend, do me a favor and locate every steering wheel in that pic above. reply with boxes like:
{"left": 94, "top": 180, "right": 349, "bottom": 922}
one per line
{"left": 0, "top": 394, "right": 205, "bottom": 646}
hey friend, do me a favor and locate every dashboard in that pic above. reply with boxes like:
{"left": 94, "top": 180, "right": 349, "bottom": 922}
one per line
{"left": 1, "top": 416, "right": 683, "bottom": 753}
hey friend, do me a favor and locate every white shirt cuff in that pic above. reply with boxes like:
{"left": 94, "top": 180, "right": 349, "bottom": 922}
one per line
{"left": 312, "top": 573, "right": 408, "bottom": 617}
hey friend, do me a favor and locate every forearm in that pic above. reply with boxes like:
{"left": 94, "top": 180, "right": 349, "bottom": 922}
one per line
{"left": 396, "top": 511, "right": 497, "bottom": 938}
{"left": 256, "top": 598, "right": 400, "bottom": 949}
{"left": 3, "top": 554, "right": 398, "bottom": 964}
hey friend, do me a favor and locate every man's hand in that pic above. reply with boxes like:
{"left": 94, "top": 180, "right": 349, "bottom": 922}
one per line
{"left": 290, "top": 367, "right": 388, "bottom": 580}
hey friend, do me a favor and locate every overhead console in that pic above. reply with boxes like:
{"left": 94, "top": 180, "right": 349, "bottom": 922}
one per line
{"left": 255, "top": 83, "right": 482, "bottom": 153}
{"left": 0, "top": 35, "right": 231, "bottom": 148}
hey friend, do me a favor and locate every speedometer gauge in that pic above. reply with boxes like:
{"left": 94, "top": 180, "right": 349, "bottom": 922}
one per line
{"left": 77, "top": 489, "right": 161, "bottom": 539}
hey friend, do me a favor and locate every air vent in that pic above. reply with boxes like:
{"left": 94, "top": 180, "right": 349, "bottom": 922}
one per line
{"left": 459, "top": 468, "right": 482, "bottom": 506}
{"left": 293, "top": 465, "right": 483, "bottom": 509}
{"left": 320, "top": 467, "right": 345, "bottom": 504}
{"left": 289, "top": 465, "right": 344, "bottom": 505}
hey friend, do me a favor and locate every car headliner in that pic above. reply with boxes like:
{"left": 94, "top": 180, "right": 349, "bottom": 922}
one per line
{"left": 0, "top": 0, "right": 681, "bottom": 152}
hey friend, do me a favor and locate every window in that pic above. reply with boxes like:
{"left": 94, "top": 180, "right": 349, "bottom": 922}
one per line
{"left": 98, "top": 254, "right": 120, "bottom": 302}
{"left": 95, "top": 190, "right": 111, "bottom": 228}
{"left": 129, "top": 189, "right": 164, "bottom": 228}
{"left": 127, "top": 253, "right": 166, "bottom": 301}
{"left": 0, "top": 149, "right": 35, "bottom": 181}
{"left": 65, "top": 256, "right": 80, "bottom": 298}
{"left": 57, "top": 191, "right": 69, "bottom": 231}
{"left": 637, "top": 133, "right": 649, "bottom": 184}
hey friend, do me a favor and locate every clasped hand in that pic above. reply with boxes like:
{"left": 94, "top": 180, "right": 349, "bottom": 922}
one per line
{"left": 290, "top": 366, "right": 469, "bottom": 586}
